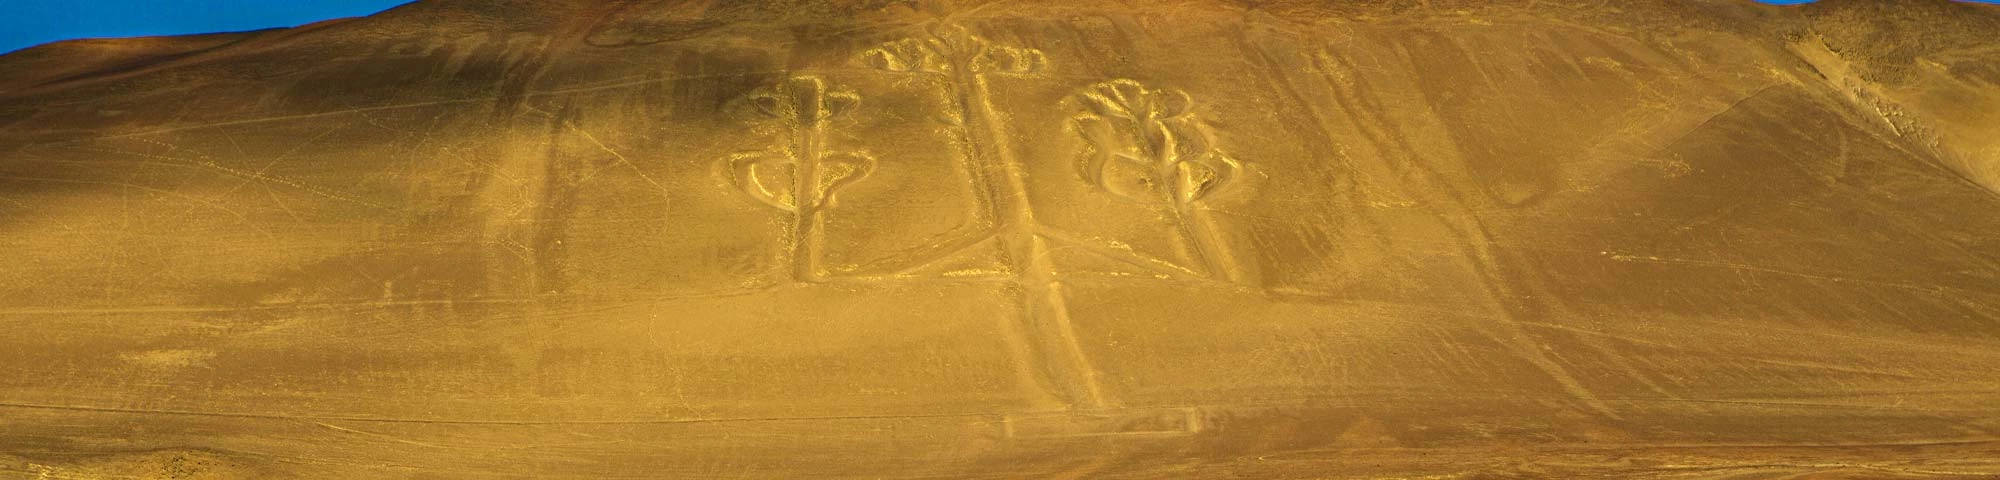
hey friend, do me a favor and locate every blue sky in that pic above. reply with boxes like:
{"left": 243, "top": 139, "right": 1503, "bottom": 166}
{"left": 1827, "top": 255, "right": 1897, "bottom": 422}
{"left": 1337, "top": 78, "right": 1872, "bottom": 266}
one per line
{"left": 0, "top": 0, "right": 413, "bottom": 54}
{"left": 2, "top": 0, "right": 1997, "bottom": 54}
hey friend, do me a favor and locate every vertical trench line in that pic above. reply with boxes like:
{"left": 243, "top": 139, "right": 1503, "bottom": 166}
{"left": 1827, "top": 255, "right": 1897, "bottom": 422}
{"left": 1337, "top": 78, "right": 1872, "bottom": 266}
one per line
{"left": 1160, "top": 144, "right": 1225, "bottom": 281}
{"left": 955, "top": 69, "right": 1035, "bottom": 226}
{"left": 1181, "top": 201, "right": 1242, "bottom": 284}
{"left": 864, "top": 73, "right": 1009, "bottom": 278}
{"left": 791, "top": 95, "right": 827, "bottom": 284}
{"left": 940, "top": 66, "right": 1061, "bottom": 409}
{"left": 938, "top": 75, "right": 1004, "bottom": 230}
{"left": 959, "top": 66, "right": 1110, "bottom": 410}
{"left": 1171, "top": 202, "right": 1222, "bottom": 280}
{"left": 854, "top": 63, "right": 1059, "bottom": 409}
{"left": 1168, "top": 147, "right": 1243, "bottom": 283}
{"left": 533, "top": 105, "right": 578, "bottom": 295}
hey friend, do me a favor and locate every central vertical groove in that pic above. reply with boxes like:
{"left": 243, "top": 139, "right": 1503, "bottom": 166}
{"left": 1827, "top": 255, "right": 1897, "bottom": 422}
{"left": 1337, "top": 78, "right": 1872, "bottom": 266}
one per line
{"left": 792, "top": 110, "right": 825, "bottom": 283}
{"left": 955, "top": 68, "right": 1109, "bottom": 410}
{"left": 1176, "top": 204, "right": 1238, "bottom": 283}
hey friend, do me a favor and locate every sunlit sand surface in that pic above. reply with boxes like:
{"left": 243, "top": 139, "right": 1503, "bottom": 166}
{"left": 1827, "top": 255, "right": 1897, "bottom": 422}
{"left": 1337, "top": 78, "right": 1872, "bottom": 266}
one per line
{"left": 1, "top": 0, "right": 1997, "bottom": 477}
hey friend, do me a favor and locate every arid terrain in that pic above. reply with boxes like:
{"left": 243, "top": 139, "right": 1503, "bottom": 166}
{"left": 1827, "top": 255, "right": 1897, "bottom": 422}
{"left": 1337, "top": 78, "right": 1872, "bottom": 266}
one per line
{"left": 1, "top": 0, "right": 1998, "bottom": 478}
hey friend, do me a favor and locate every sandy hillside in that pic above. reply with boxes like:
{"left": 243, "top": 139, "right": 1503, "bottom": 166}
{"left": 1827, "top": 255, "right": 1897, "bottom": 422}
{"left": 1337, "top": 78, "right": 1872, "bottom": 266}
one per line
{"left": 1, "top": 0, "right": 1998, "bottom": 478}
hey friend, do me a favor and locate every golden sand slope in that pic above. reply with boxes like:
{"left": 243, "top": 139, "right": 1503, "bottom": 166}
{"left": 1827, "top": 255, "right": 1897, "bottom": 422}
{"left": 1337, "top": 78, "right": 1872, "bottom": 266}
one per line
{"left": 0, "top": 0, "right": 1997, "bottom": 477}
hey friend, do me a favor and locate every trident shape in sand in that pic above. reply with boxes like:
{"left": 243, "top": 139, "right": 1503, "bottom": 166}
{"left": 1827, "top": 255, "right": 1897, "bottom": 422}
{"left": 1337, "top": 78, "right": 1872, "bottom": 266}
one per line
{"left": 724, "top": 75, "right": 877, "bottom": 283}
{"left": 1070, "top": 79, "right": 1250, "bottom": 283}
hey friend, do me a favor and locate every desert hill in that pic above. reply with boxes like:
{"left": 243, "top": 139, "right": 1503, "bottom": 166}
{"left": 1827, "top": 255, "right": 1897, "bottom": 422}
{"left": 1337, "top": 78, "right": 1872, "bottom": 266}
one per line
{"left": 1, "top": 0, "right": 1997, "bottom": 478}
